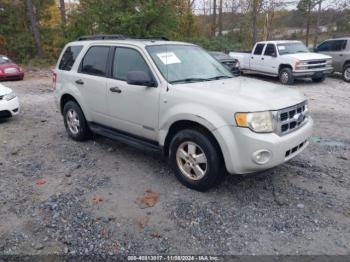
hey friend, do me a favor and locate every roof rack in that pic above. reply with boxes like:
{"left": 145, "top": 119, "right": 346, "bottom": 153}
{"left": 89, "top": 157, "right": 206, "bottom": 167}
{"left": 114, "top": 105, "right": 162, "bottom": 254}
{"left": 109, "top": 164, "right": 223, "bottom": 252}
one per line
{"left": 77, "top": 35, "right": 169, "bottom": 42}
{"left": 333, "top": 35, "right": 350, "bottom": 39}
{"left": 77, "top": 35, "right": 127, "bottom": 41}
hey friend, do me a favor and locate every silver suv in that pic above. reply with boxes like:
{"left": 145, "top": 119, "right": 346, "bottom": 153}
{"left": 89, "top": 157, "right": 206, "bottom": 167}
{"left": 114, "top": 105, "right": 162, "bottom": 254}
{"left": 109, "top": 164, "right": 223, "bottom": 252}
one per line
{"left": 54, "top": 35, "right": 313, "bottom": 191}
{"left": 315, "top": 37, "right": 350, "bottom": 82}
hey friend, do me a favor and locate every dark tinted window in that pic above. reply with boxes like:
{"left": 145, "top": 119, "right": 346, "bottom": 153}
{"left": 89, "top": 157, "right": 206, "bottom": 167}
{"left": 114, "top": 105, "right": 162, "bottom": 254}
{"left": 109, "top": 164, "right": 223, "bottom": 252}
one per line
{"left": 254, "top": 44, "right": 265, "bottom": 55}
{"left": 331, "top": 40, "right": 347, "bottom": 51}
{"left": 113, "top": 48, "right": 151, "bottom": 81}
{"left": 81, "top": 46, "right": 110, "bottom": 76}
{"left": 264, "top": 44, "right": 276, "bottom": 56}
{"left": 317, "top": 41, "right": 331, "bottom": 51}
{"left": 59, "top": 46, "right": 83, "bottom": 71}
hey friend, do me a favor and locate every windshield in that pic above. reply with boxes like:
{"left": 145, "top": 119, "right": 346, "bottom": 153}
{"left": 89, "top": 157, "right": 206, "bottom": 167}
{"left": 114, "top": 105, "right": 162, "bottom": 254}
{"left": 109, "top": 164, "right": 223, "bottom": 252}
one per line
{"left": 0, "top": 56, "right": 11, "bottom": 64}
{"left": 277, "top": 42, "right": 309, "bottom": 55}
{"left": 146, "top": 45, "right": 233, "bottom": 84}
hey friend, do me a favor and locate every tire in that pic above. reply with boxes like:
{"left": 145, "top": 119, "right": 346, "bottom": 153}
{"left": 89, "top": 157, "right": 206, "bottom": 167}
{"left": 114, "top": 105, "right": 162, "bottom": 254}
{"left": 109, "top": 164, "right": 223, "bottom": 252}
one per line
{"left": 312, "top": 77, "right": 325, "bottom": 83}
{"left": 279, "top": 67, "right": 294, "bottom": 85}
{"left": 63, "top": 101, "right": 91, "bottom": 141}
{"left": 169, "top": 129, "right": 224, "bottom": 191}
{"left": 343, "top": 64, "right": 350, "bottom": 82}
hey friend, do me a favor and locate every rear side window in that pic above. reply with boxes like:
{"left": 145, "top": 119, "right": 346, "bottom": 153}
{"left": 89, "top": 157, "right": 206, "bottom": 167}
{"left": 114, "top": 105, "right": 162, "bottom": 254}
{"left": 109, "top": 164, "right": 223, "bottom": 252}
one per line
{"left": 331, "top": 40, "right": 347, "bottom": 51}
{"left": 113, "top": 47, "right": 151, "bottom": 81}
{"left": 80, "top": 46, "right": 110, "bottom": 77}
{"left": 254, "top": 44, "right": 265, "bottom": 55}
{"left": 59, "top": 46, "right": 83, "bottom": 71}
{"left": 264, "top": 44, "right": 276, "bottom": 56}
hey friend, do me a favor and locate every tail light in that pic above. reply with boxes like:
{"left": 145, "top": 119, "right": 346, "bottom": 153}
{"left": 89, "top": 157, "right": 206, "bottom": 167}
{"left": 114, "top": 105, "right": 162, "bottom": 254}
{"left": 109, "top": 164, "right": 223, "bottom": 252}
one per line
{"left": 52, "top": 72, "right": 57, "bottom": 90}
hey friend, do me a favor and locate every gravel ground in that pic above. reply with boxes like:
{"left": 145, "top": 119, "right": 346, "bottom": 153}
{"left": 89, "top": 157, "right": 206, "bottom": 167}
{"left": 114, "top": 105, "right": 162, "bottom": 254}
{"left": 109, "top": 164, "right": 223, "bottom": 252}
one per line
{"left": 0, "top": 70, "right": 349, "bottom": 258}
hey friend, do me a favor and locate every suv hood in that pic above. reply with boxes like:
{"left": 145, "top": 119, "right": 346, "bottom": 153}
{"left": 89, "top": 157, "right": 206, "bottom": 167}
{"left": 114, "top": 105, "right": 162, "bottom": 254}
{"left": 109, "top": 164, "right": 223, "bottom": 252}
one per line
{"left": 285, "top": 52, "right": 331, "bottom": 61}
{"left": 0, "top": 83, "right": 12, "bottom": 96}
{"left": 174, "top": 77, "right": 306, "bottom": 112}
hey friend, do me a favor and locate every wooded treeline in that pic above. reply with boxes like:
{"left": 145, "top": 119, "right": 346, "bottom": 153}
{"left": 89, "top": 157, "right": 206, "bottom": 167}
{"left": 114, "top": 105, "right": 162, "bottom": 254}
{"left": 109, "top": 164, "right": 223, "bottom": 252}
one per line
{"left": 0, "top": 0, "right": 349, "bottom": 63}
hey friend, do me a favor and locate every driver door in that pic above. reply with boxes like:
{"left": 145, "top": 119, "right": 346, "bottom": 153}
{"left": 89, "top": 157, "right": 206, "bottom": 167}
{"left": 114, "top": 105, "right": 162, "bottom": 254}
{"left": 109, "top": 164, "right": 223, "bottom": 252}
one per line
{"left": 261, "top": 44, "right": 279, "bottom": 75}
{"left": 106, "top": 47, "right": 160, "bottom": 141}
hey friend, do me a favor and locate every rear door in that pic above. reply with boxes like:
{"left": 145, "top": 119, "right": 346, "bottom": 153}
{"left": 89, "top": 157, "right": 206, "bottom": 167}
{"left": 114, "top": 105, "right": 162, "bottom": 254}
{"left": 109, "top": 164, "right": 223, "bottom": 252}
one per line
{"left": 105, "top": 46, "right": 160, "bottom": 141}
{"left": 75, "top": 45, "right": 110, "bottom": 124}
{"left": 250, "top": 43, "right": 265, "bottom": 72}
{"left": 261, "top": 43, "right": 279, "bottom": 75}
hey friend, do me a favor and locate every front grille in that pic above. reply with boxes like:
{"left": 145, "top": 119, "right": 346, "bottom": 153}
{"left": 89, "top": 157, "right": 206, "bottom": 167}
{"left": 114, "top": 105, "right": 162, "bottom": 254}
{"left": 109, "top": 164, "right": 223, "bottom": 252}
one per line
{"left": 276, "top": 101, "right": 308, "bottom": 136}
{"left": 307, "top": 60, "right": 326, "bottom": 65}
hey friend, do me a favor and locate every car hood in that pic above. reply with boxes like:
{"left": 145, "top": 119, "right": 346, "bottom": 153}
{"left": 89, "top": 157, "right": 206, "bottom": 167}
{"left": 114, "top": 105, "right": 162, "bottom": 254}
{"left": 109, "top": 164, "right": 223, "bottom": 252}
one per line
{"left": 0, "top": 83, "right": 13, "bottom": 96}
{"left": 173, "top": 77, "right": 306, "bottom": 112}
{"left": 285, "top": 52, "right": 331, "bottom": 61}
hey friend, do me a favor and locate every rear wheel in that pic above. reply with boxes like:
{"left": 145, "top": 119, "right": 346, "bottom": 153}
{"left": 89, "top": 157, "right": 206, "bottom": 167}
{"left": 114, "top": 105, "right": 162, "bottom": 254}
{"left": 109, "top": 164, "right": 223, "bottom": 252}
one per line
{"left": 312, "top": 76, "right": 325, "bottom": 83}
{"left": 343, "top": 64, "right": 350, "bottom": 82}
{"left": 279, "top": 68, "right": 294, "bottom": 85}
{"left": 63, "top": 101, "right": 91, "bottom": 141}
{"left": 169, "top": 129, "right": 224, "bottom": 191}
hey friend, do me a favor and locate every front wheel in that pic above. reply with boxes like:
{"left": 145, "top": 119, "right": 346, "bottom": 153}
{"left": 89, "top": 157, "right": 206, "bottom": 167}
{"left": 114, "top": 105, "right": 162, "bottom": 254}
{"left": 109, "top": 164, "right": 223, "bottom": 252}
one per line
{"left": 279, "top": 68, "right": 294, "bottom": 85}
{"left": 169, "top": 129, "right": 224, "bottom": 191}
{"left": 312, "top": 76, "right": 325, "bottom": 83}
{"left": 343, "top": 64, "right": 350, "bottom": 82}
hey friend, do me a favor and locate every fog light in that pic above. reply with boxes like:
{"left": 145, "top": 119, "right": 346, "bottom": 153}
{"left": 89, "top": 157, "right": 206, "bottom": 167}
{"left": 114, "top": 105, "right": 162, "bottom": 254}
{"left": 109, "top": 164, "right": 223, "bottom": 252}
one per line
{"left": 252, "top": 150, "right": 272, "bottom": 165}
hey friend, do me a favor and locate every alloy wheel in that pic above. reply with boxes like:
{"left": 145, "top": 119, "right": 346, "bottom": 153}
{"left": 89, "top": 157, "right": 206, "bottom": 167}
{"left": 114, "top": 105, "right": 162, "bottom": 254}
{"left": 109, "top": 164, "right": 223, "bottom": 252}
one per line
{"left": 176, "top": 141, "right": 208, "bottom": 181}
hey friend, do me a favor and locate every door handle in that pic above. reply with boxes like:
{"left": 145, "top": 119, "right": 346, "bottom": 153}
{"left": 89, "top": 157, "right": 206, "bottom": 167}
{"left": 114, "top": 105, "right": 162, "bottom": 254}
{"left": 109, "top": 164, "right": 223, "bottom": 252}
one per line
{"left": 261, "top": 57, "right": 265, "bottom": 60}
{"left": 110, "top": 86, "right": 122, "bottom": 93}
{"left": 251, "top": 57, "right": 254, "bottom": 59}
{"left": 75, "top": 79, "right": 84, "bottom": 85}
{"left": 339, "top": 54, "right": 343, "bottom": 56}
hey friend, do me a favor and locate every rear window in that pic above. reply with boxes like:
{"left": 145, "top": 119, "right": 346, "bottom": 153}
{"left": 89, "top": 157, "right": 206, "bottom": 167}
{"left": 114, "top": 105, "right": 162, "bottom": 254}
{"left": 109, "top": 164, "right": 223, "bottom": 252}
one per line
{"left": 59, "top": 46, "right": 83, "bottom": 71}
{"left": 80, "top": 46, "right": 110, "bottom": 77}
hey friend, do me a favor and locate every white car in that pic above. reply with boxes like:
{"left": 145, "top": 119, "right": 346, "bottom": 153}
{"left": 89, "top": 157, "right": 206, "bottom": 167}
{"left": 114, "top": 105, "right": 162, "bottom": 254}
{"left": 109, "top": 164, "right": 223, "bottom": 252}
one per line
{"left": 0, "top": 83, "right": 20, "bottom": 118}
{"left": 54, "top": 36, "right": 313, "bottom": 191}
{"left": 229, "top": 40, "right": 333, "bottom": 85}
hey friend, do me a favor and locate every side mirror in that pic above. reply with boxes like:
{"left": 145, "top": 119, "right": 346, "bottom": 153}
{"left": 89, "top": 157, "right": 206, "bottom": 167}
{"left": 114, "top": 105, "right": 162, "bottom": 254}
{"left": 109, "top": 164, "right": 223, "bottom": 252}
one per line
{"left": 271, "top": 52, "right": 277, "bottom": 58}
{"left": 126, "top": 71, "right": 156, "bottom": 87}
{"left": 313, "top": 47, "right": 318, "bottom": 52}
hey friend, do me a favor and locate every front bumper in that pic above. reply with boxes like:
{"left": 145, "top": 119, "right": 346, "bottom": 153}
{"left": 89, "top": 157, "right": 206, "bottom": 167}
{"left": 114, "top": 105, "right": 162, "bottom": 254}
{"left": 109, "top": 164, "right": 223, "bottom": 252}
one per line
{"left": 0, "top": 72, "right": 24, "bottom": 81}
{"left": 213, "top": 117, "right": 313, "bottom": 174}
{"left": 0, "top": 96, "right": 20, "bottom": 118}
{"left": 293, "top": 68, "right": 333, "bottom": 78}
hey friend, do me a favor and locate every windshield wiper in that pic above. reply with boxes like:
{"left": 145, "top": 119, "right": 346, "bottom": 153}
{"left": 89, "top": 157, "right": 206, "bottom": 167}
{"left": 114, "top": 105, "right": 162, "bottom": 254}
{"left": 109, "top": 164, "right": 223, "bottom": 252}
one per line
{"left": 206, "top": 75, "right": 232, "bottom": 80}
{"left": 169, "top": 78, "right": 211, "bottom": 84}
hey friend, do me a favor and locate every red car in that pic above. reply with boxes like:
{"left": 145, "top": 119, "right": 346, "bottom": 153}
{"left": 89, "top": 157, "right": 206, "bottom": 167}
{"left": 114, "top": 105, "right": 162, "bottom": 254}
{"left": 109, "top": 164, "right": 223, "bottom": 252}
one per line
{"left": 0, "top": 55, "right": 24, "bottom": 81}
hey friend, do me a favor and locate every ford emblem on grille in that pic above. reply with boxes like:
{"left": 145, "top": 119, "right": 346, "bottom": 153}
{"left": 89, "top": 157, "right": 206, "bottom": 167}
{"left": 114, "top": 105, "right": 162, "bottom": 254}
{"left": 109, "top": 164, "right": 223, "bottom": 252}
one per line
{"left": 294, "top": 113, "right": 304, "bottom": 123}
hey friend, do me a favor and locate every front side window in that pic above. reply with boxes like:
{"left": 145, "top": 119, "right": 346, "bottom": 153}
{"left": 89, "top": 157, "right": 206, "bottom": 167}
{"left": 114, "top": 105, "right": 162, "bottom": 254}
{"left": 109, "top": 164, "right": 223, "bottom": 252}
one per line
{"left": 59, "top": 45, "right": 83, "bottom": 71}
{"left": 317, "top": 41, "right": 331, "bottom": 52}
{"left": 80, "top": 46, "right": 110, "bottom": 76}
{"left": 113, "top": 48, "right": 151, "bottom": 81}
{"left": 264, "top": 44, "right": 277, "bottom": 56}
{"left": 146, "top": 45, "right": 232, "bottom": 84}
{"left": 254, "top": 44, "right": 265, "bottom": 55}
{"left": 277, "top": 42, "right": 309, "bottom": 55}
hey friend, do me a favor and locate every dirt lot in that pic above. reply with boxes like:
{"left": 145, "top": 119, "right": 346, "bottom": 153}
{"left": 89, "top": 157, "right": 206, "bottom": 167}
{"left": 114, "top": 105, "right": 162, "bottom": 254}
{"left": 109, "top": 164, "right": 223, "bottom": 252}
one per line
{"left": 0, "top": 70, "right": 349, "bottom": 257}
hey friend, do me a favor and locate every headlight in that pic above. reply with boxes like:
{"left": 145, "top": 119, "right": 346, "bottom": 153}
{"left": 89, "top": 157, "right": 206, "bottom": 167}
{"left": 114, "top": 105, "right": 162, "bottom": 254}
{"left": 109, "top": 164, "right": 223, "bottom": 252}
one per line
{"left": 235, "top": 111, "right": 275, "bottom": 133}
{"left": 3, "top": 91, "right": 16, "bottom": 101}
{"left": 326, "top": 59, "right": 332, "bottom": 65}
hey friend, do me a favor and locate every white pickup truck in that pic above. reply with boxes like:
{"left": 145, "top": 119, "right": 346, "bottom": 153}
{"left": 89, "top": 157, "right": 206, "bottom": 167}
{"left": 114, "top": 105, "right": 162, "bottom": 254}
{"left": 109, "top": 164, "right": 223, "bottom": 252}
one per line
{"left": 229, "top": 40, "right": 333, "bottom": 85}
